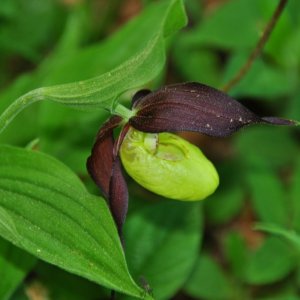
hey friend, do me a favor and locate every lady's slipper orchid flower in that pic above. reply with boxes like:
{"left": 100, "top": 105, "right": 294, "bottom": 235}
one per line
{"left": 87, "top": 82, "right": 296, "bottom": 237}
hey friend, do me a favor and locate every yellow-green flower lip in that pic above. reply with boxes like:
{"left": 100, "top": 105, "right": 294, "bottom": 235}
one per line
{"left": 120, "top": 128, "right": 219, "bottom": 201}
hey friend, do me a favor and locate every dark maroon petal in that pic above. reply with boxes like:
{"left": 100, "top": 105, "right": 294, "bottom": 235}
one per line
{"left": 129, "top": 82, "right": 296, "bottom": 137}
{"left": 109, "top": 156, "right": 128, "bottom": 238}
{"left": 87, "top": 116, "right": 129, "bottom": 239}
{"left": 86, "top": 116, "right": 122, "bottom": 198}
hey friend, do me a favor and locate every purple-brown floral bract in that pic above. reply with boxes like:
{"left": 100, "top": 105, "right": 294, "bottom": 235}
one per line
{"left": 87, "top": 82, "right": 296, "bottom": 240}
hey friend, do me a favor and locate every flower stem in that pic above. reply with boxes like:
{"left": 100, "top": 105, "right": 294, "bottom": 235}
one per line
{"left": 113, "top": 103, "right": 134, "bottom": 121}
{"left": 222, "top": 0, "right": 288, "bottom": 93}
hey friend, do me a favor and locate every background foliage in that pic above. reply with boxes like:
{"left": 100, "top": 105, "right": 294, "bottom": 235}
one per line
{"left": 0, "top": 0, "right": 300, "bottom": 299}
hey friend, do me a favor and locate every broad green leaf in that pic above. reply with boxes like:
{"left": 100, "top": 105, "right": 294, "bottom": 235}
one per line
{"left": 286, "top": 91, "right": 300, "bottom": 121}
{"left": 172, "top": 45, "right": 221, "bottom": 87}
{"left": 0, "top": 238, "right": 36, "bottom": 300}
{"left": 37, "top": 110, "right": 105, "bottom": 175}
{"left": 205, "top": 184, "right": 244, "bottom": 225}
{"left": 183, "top": 0, "right": 203, "bottom": 24}
{"left": 124, "top": 201, "right": 202, "bottom": 300}
{"left": 0, "top": 145, "right": 151, "bottom": 299}
{"left": 263, "top": 0, "right": 299, "bottom": 67}
{"left": 223, "top": 231, "right": 248, "bottom": 280}
{"left": 287, "top": 0, "right": 300, "bottom": 25}
{"left": 193, "top": 0, "right": 294, "bottom": 64}
{"left": 173, "top": 0, "right": 299, "bottom": 92}
{"left": 255, "top": 223, "right": 300, "bottom": 251}
{"left": 0, "top": 0, "right": 187, "bottom": 135}
{"left": 199, "top": 0, "right": 289, "bottom": 51}
{"left": 235, "top": 127, "right": 297, "bottom": 170}
{"left": 270, "top": 22, "right": 300, "bottom": 68}
{"left": 243, "top": 237, "right": 295, "bottom": 285}
{"left": 0, "top": 0, "right": 17, "bottom": 18}
{"left": 184, "top": 253, "right": 233, "bottom": 300}
{"left": 222, "top": 54, "right": 297, "bottom": 99}
{"left": 246, "top": 170, "right": 288, "bottom": 226}
{"left": 0, "top": 0, "right": 65, "bottom": 61}
{"left": 191, "top": 0, "right": 262, "bottom": 50}
{"left": 6, "top": 288, "right": 28, "bottom": 300}
{"left": 32, "top": 261, "right": 108, "bottom": 300}
{"left": 257, "top": 292, "right": 300, "bottom": 300}
{"left": 290, "top": 158, "right": 300, "bottom": 232}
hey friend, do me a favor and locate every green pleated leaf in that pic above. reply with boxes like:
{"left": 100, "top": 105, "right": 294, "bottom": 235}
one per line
{"left": 184, "top": 253, "right": 233, "bottom": 300}
{"left": 243, "top": 237, "right": 295, "bottom": 285}
{"left": 0, "top": 0, "right": 187, "bottom": 134}
{"left": 246, "top": 170, "right": 288, "bottom": 227}
{"left": 0, "top": 145, "right": 151, "bottom": 299}
{"left": 0, "top": 238, "right": 36, "bottom": 300}
{"left": 124, "top": 201, "right": 202, "bottom": 300}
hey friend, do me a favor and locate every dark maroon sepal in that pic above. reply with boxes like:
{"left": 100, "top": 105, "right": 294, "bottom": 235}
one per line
{"left": 87, "top": 116, "right": 122, "bottom": 198}
{"left": 129, "top": 82, "right": 295, "bottom": 137}
{"left": 87, "top": 116, "right": 129, "bottom": 239}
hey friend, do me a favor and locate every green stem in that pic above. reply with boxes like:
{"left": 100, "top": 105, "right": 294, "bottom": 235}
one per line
{"left": 113, "top": 103, "right": 134, "bottom": 121}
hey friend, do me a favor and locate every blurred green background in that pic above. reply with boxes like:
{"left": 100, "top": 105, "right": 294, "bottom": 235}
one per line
{"left": 0, "top": 0, "right": 300, "bottom": 299}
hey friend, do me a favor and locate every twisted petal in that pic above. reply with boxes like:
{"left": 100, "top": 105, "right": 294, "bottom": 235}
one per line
{"left": 87, "top": 116, "right": 128, "bottom": 237}
{"left": 130, "top": 82, "right": 296, "bottom": 137}
{"left": 109, "top": 156, "right": 128, "bottom": 237}
{"left": 87, "top": 116, "right": 122, "bottom": 197}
